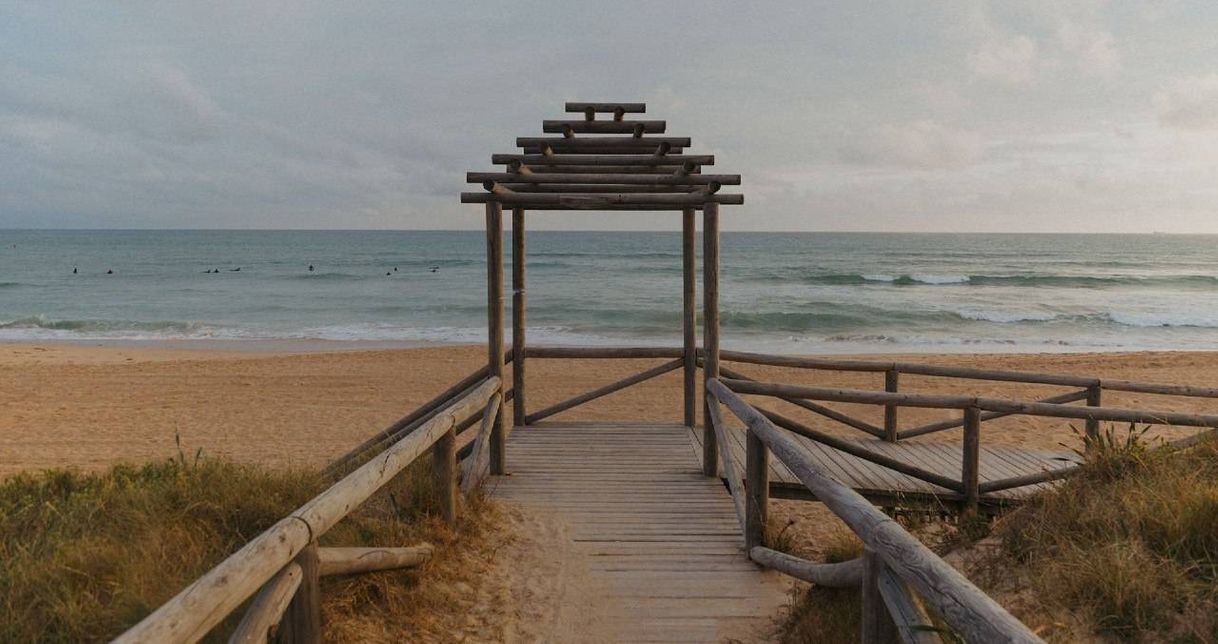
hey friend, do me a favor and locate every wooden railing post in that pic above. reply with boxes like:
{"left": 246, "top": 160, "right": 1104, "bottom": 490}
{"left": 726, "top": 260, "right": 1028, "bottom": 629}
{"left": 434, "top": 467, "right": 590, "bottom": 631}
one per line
{"left": 884, "top": 368, "right": 899, "bottom": 442}
{"left": 1085, "top": 383, "right": 1102, "bottom": 442}
{"left": 284, "top": 541, "right": 321, "bottom": 644}
{"left": 962, "top": 406, "right": 981, "bottom": 515}
{"left": 682, "top": 207, "right": 698, "bottom": 428}
{"left": 512, "top": 208, "right": 526, "bottom": 427}
{"left": 433, "top": 425, "right": 457, "bottom": 525}
{"left": 486, "top": 202, "right": 507, "bottom": 475}
{"left": 702, "top": 202, "right": 720, "bottom": 477}
{"left": 861, "top": 548, "right": 897, "bottom": 644}
{"left": 744, "top": 425, "right": 769, "bottom": 552}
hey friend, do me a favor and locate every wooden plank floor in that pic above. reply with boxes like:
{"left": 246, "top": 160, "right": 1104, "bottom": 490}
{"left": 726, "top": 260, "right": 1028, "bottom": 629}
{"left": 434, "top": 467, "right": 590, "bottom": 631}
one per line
{"left": 490, "top": 422, "right": 791, "bottom": 643}
{"left": 689, "top": 424, "right": 1081, "bottom": 507}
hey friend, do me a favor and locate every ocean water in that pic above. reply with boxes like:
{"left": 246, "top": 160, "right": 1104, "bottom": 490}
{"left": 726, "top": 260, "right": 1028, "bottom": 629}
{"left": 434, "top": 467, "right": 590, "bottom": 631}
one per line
{"left": 1, "top": 230, "right": 1217, "bottom": 353}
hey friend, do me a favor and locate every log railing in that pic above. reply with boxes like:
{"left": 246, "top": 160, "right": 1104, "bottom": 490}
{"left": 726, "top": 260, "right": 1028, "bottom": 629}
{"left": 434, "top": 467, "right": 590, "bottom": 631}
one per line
{"left": 517, "top": 346, "right": 688, "bottom": 424}
{"left": 708, "top": 378, "right": 1043, "bottom": 644}
{"left": 115, "top": 373, "right": 504, "bottom": 644}
{"left": 713, "top": 349, "right": 1218, "bottom": 442}
{"left": 722, "top": 376, "right": 1218, "bottom": 513}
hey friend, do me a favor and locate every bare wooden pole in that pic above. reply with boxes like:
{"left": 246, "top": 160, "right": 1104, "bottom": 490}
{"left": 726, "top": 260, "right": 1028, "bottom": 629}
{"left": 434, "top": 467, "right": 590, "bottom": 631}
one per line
{"left": 229, "top": 563, "right": 302, "bottom": 644}
{"left": 1085, "top": 384, "right": 1102, "bottom": 441}
{"left": 702, "top": 201, "right": 720, "bottom": 477}
{"left": 962, "top": 407, "right": 981, "bottom": 515}
{"left": 432, "top": 426, "right": 457, "bottom": 525}
{"left": 682, "top": 207, "right": 697, "bottom": 428}
{"left": 884, "top": 369, "right": 899, "bottom": 442}
{"left": 861, "top": 548, "right": 897, "bottom": 644}
{"left": 486, "top": 203, "right": 506, "bottom": 475}
{"left": 745, "top": 424, "right": 769, "bottom": 552}
{"left": 284, "top": 541, "right": 321, "bottom": 644}
{"left": 512, "top": 208, "right": 526, "bottom": 427}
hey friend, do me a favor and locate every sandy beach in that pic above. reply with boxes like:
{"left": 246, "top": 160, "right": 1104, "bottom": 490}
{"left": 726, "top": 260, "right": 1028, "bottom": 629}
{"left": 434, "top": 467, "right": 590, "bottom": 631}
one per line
{"left": 2, "top": 342, "right": 1216, "bottom": 476}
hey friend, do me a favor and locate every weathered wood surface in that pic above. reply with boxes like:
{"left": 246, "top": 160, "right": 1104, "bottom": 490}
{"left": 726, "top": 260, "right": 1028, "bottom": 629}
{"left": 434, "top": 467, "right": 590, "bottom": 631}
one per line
{"left": 227, "top": 563, "right": 301, "bottom": 644}
{"left": 709, "top": 380, "right": 1042, "bottom": 643}
{"left": 687, "top": 421, "right": 1079, "bottom": 505}
{"left": 749, "top": 546, "right": 862, "bottom": 588}
{"left": 317, "top": 545, "right": 433, "bottom": 577}
{"left": 114, "top": 377, "right": 500, "bottom": 644}
{"left": 524, "top": 358, "right": 682, "bottom": 424}
{"left": 490, "top": 422, "right": 791, "bottom": 642}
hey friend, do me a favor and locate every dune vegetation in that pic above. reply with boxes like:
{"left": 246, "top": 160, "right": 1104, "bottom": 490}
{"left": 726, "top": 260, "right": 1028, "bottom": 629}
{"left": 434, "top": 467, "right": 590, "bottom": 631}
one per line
{"left": 777, "top": 426, "right": 1218, "bottom": 643}
{"left": 0, "top": 443, "right": 501, "bottom": 642}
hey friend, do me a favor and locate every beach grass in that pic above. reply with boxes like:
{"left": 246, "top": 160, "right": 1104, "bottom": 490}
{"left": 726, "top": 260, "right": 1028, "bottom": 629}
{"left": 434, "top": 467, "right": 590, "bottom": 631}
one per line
{"left": 989, "top": 427, "right": 1218, "bottom": 641}
{"left": 0, "top": 445, "right": 499, "bottom": 642}
{"left": 775, "top": 426, "right": 1218, "bottom": 642}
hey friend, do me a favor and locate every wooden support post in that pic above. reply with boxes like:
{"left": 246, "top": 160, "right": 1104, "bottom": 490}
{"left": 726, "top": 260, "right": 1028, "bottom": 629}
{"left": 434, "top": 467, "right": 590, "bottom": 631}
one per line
{"left": 861, "top": 548, "right": 897, "bottom": 644}
{"left": 512, "top": 208, "right": 526, "bottom": 427}
{"left": 682, "top": 207, "right": 697, "bottom": 428}
{"left": 702, "top": 202, "right": 720, "bottom": 477}
{"left": 1085, "top": 384, "right": 1102, "bottom": 442}
{"left": 745, "top": 426, "right": 769, "bottom": 552}
{"left": 962, "top": 406, "right": 981, "bottom": 515}
{"left": 486, "top": 203, "right": 506, "bottom": 475}
{"left": 432, "top": 426, "right": 457, "bottom": 525}
{"left": 884, "top": 369, "right": 899, "bottom": 442}
{"left": 284, "top": 541, "right": 321, "bottom": 644}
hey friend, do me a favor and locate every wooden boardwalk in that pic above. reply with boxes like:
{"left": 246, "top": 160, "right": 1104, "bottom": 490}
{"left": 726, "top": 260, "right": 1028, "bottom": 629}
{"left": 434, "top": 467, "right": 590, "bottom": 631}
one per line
{"left": 491, "top": 422, "right": 791, "bottom": 643}
{"left": 690, "top": 424, "right": 1081, "bottom": 508}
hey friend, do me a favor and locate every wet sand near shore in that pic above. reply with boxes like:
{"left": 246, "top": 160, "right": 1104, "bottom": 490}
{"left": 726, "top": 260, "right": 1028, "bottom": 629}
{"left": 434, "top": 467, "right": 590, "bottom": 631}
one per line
{"left": 2, "top": 342, "right": 1217, "bottom": 476}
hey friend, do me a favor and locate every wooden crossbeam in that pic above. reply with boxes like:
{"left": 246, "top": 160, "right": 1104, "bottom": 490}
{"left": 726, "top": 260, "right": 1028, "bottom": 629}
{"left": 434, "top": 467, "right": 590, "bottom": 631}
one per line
{"left": 518, "top": 136, "right": 690, "bottom": 148}
{"left": 460, "top": 192, "right": 743, "bottom": 209}
{"left": 565, "top": 102, "right": 645, "bottom": 113}
{"left": 505, "top": 164, "right": 696, "bottom": 175}
{"left": 543, "top": 120, "right": 666, "bottom": 134}
{"left": 492, "top": 153, "right": 714, "bottom": 166}
{"left": 468, "top": 172, "right": 738, "bottom": 185}
{"left": 490, "top": 183, "right": 710, "bottom": 194}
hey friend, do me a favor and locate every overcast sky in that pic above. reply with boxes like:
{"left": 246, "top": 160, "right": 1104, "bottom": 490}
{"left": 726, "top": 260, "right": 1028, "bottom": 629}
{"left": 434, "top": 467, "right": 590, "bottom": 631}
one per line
{"left": 2, "top": 2, "right": 1217, "bottom": 232}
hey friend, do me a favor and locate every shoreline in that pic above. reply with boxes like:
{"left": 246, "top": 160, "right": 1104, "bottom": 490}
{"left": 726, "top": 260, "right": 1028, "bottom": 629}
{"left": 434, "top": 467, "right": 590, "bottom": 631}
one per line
{"left": 3, "top": 342, "right": 1218, "bottom": 477}
{"left": 2, "top": 335, "right": 1214, "bottom": 357}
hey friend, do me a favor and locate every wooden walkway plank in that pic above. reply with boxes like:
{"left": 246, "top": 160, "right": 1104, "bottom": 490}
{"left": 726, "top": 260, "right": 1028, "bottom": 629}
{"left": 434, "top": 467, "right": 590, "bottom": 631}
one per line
{"left": 491, "top": 422, "right": 791, "bottom": 642}
{"left": 689, "top": 425, "right": 1077, "bottom": 507}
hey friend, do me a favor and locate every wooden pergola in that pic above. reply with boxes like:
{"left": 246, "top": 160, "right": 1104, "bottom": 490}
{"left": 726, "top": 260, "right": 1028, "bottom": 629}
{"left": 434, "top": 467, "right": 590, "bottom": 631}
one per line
{"left": 462, "top": 101, "right": 742, "bottom": 477}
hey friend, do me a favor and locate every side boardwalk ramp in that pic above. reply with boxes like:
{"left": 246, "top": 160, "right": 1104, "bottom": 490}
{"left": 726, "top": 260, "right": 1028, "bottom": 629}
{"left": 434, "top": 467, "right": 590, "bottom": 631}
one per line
{"left": 491, "top": 422, "right": 791, "bottom": 643}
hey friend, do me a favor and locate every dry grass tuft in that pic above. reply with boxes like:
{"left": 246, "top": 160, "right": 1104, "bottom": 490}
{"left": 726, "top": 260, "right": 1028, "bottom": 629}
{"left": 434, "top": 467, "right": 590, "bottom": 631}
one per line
{"left": 0, "top": 447, "right": 503, "bottom": 642}
{"left": 990, "top": 427, "right": 1218, "bottom": 640}
{"left": 775, "top": 525, "right": 864, "bottom": 643}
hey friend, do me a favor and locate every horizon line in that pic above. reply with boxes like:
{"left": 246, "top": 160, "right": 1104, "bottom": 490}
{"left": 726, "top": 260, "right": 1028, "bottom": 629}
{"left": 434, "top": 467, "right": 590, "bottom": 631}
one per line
{"left": 0, "top": 228, "right": 1212, "bottom": 236}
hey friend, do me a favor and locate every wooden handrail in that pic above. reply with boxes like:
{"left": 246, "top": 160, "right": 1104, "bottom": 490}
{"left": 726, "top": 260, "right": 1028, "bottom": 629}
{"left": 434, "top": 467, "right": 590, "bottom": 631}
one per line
{"left": 722, "top": 378, "right": 1218, "bottom": 428}
{"left": 748, "top": 546, "right": 862, "bottom": 588}
{"left": 525, "top": 346, "right": 685, "bottom": 359}
{"left": 715, "top": 349, "right": 1218, "bottom": 399}
{"left": 706, "top": 402, "right": 746, "bottom": 529}
{"left": 228, "top": 563, "right": 302, "bottom": 644}
{"left": 717, "top": 363, "right": 885, "bottom": 438}
{"left": 115, "top": 376, "right": 501, "bottom": 644}
{"left": 898, "top": 389, "right": 1090, "bottom": 439}
{"left": 707, "top": 378, "right": 1042, "bottom": 644}
{"left": 524, "top": 358, "right": 682, "bottom": 424}
{"left": 755, "top": 405, "right": 964, "bottom": 492}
